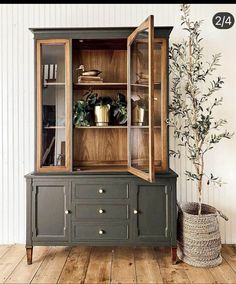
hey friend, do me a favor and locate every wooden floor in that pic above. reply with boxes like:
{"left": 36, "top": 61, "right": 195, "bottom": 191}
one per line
{"left": 0, "top": 245, "right": 236, "bottom": 283}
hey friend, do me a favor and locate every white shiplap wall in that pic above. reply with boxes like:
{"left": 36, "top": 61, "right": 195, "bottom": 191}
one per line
{"left": 0, "top": 4, "right": 236, "bottom": 244}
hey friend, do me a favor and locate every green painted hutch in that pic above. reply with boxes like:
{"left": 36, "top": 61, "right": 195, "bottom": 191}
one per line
{"left": 25, "top": 16, "right": 178, "bottom": 265}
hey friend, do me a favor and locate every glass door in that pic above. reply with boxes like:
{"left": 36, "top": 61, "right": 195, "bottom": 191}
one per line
{"left": 36, "top": 39, "right": 71, "bottom": 172}
{"left": 127, "top": 16, "right": 155, "bottom": 182}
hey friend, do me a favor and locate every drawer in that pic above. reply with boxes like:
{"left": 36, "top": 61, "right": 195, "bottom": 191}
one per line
{"left": 72, "top": 183, "right": 129, "bottom": 199}
{"left": 72, "top": 222, "right": 129, "bottom": 241}
{"left": 73, "top": 204, "right": 129, "bottom": 220}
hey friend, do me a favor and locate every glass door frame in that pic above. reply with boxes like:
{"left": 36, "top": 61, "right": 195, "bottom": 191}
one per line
{"left": 36, "top": 39, "right": 72, "bottom": 172}
{"left": 127, "top": 15, "right": 155, "bottom": 182}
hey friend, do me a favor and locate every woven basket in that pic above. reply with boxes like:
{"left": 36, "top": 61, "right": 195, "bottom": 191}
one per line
{"left": 177, "top": 202, "right": 228, "bottom": 267}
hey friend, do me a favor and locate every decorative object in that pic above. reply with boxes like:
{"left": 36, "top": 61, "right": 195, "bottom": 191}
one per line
{"left": 112, "top": 92, "right": 127, "bottom": 125}
{"left": 77, "top": 64, "right": 103, "bottom": 83}
{"left": 84, "top": 90, "right": 112, "bottom": 126}
{"left": 136, "top": 72, "right": 148, "bottom": 84}
{"left": 177, "top": 202, "right": 228, "bottom": 268}
{"left": 94, "top": 105, "right": 110, "bottom": 126}
{"left": 131, "top": 94, "right": 146, "bottom": 126}
{"left": 132, "top": 105, "right": 145, "bottom": 126}
{"left": 168, "top": 4, "right": 234, "bottom": 267}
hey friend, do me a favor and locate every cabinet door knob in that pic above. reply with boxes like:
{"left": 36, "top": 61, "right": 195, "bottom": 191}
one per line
{"left": 98, "top": 188, "right": 104, "bottom": 194}
{"left": 98, "top": 209, "right": 104, "bottom": 214}
{"left": 99, "top": 229, "right": 104, "bottom": 235}
{"left": 133, "top": 209, "right": 138, "bottom": 214}
{"left": 65, "top": 210, "right": 70, "bottom": 215}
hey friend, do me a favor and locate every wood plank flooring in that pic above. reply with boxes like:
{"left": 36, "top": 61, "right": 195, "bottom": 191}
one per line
{"left": 0, "top": 245, "right": 236, "bottom": 283}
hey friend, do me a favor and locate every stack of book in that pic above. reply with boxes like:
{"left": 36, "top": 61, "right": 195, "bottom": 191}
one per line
{"left": 78, "top": 75, "right": 103, "bottom": 83}
{"left": 136, "top": 78, "right": 148, "bottom": 84}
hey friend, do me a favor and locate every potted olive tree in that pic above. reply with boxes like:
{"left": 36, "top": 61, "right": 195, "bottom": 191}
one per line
{"left": 168, "top": 4, "right": 234, "bottom": 267}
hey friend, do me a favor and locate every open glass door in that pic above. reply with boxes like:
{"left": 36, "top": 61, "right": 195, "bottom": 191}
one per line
{"left": 127, "top": 15, "right": 155, "bottom": 182}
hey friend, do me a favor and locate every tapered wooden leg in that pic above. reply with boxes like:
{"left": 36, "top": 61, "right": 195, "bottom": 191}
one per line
{"left": 171, "top": 247, "right": 177, "bottom": 265}
{"left": 26, "top": 246, "right": 33, "bottom": 265}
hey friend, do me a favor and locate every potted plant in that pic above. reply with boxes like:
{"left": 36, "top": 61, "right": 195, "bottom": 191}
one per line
{"left": 73, "top": 100, "right": 91, "bottom": 127}
{"left": 84, "top": 90, "right": 113, "bottom": 126}
{"left": 168, "top": 4, "right": 234, "bottom": 267}
{"left": 131, "top": 94, "right": 146, "bottom": 126}
{"left": 112, "top": 92, "right": 127, "bottom": 125}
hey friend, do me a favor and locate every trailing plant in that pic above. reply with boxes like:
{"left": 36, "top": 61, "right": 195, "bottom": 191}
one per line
{"left": 168, "top": 4, "right": 234, "bottom": 214}
{"left": 112, "top": 92, "right": 127, "bottom": 125}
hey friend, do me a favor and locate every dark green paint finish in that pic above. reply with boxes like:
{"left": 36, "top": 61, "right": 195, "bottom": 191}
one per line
{"left": 26, "top": 173, "right": 177, "bottom": 247}
{"left": 25, "top": 169, "right": 178, "bottom": 178}
{"left": 72, "top": 222, "right": 129, "bottom": 241}
{"left": 29, "top": 27, "right": 173, "bottom": 39}
{"left": 72, "top": 182, "right": 129, "bottom": 199}
{"left": 136, "top": 185, "right": 170, "bottom": 242}
{"left": 31, "top": 180, "right": 71, "bottom": 243}
{"left": 72, "top": 204, "right": 129, "bottom": 220}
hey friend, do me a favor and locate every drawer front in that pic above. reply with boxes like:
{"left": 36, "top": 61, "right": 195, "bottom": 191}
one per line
{"left": 72, "top": 183, "right": 129, "bottom": 199}
{"left": 72, "top": 223, "right": 129, "bottom": 241}
{"left": 73, "top": 204, "right": 129, "bottom": 220}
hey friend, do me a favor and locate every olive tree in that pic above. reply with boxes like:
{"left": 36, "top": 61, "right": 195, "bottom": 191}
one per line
{"left": 168, "top": 4, "right": 234, "bottom": 214}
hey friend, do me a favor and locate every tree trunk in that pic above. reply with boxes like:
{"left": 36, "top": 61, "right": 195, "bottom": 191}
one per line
{"left": 198, "top": 178, "right": 202, "bottom": 215}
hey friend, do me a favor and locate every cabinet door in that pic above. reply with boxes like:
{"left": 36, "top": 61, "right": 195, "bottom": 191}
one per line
{"left": 127, "top": 16, "right": 155, "bottom": 182}
{"left": 36, "top": 39, "right": 72, "bottom": 172}
{"left": 32, "top": 180, "right": 70, "bottom": 242}
{"left": 134, "top": 184, "right": 171, "bottom": 242}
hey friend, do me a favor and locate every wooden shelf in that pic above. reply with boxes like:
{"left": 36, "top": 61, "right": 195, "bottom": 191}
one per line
{"left": 73, "top": 82, "right": 127, "bottom": 90}
{"left": 131, "top": 83, "right": 161, "bottom": 88}
{"left": 44, "top": 126, "right": 65, "bottom": 129}
{"left": 44, "top": 82, "right": 65, "bottom": 86}
{"left": 74, "top": 126, "right": 127, "bottom": 129}
{"left": 131, "top": 126, "right": 161, "bottom": 129}
{"left": 74, "top": 125, "right": 161, "bottom": 129}
{"left": 74, "top": 166, "right": 128, "bottom": 172}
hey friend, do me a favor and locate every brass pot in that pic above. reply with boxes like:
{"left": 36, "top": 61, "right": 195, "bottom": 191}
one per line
{"left": 94, "top": 105, "right": 110, "bottom": 126}
{"left": 132, "top": 105, "right": 145, "bottom": 126}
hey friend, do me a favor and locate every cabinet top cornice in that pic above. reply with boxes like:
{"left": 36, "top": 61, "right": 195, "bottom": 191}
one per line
{"left": 29, "top": 26, "right": 173, "bottom": 39}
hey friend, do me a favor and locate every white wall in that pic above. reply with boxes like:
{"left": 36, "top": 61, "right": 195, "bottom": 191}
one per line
{"left": 0, "top": 4, "right": 235, "bottom": 244}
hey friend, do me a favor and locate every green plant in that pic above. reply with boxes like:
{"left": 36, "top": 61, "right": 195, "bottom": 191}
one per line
{"left": 168, "top": 4, "right": 234, "bottom": 214}
{"left": 112, "top": 92, "right": 127, "bottom": 125}
{"left": 73, "top": 100, "right": 91, "bottom": 127}
{"left": 131, "top": 94, "right": 146, "bottom": 109}
{"left": 84, "top": 90, "right": 113, "bottom": 107}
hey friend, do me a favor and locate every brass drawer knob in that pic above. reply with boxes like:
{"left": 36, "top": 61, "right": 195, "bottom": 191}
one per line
{"left": 99, "top": 230, "right": 104, "bottom": 235}
{"left": 65, "top": 210, "right": 70, "bottom": 215}
{"left": 98, "top": 209, "right": 104, "bottom": 214}
{"left": 98, "top": 188, "right": 104, "bottom": 194}
{"left": 133, "top": 210, "right": 138, "bottom": 214}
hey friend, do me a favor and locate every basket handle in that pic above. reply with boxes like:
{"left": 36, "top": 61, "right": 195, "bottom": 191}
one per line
{"left": 217, "top": 210, "right": 229, "bottom": 221}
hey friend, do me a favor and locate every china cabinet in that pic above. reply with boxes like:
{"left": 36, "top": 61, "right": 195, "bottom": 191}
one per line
{"left": 25, "top": 16, "right": 178, "bottom": 265}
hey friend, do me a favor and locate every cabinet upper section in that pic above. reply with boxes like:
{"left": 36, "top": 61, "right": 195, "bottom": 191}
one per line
{"left": 33, "top": 16, "right": 173, "bottom": 182}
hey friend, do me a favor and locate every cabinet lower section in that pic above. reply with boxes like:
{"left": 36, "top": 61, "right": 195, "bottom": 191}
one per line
{"left": 25, "top": 171, "right": 177, "bottom": 263}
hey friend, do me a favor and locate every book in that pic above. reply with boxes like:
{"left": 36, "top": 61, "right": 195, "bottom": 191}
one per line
{"left": 49, "top": 64, "right": 54, "bottom": 79}
{"left": 78, "top": 75, "right": 103, "bottom": 83}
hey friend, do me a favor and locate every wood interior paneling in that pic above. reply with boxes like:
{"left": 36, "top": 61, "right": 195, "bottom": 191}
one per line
{"left": 73, "top": 128, "right": 127, "bottom": 167}
{"left": 73, "top": 49, "right": 127, "bottom": 83}
{"left": 73, "top": 39, "right": 127, "bottom": 50}
{"left": 130, "top": 128, "right": 161, "bottom": 167}
{"left": 74, "top": 89, "right": 127, "bottom": 102}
